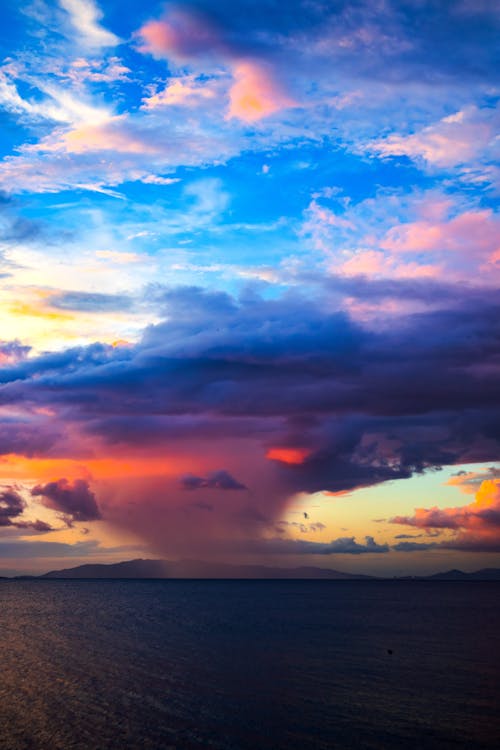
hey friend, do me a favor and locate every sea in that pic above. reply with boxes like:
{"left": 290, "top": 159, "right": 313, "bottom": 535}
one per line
{"left": 0, "top": 580, "right": 499, "bottom": 750}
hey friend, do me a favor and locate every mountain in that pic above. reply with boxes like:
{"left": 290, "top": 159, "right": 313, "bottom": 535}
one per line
{"left": 37, "top": 559, "right": 500, "bottom": 580}
{"left": 426, "top": 568, "right": 500, "bottom": 581}
{"left": 40, "top": 558, "right": 370, "bottom": 579}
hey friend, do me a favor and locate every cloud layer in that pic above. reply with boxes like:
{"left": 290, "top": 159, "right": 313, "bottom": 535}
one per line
{"left": 0, "top": 0, "right": 498, "bottom": 570}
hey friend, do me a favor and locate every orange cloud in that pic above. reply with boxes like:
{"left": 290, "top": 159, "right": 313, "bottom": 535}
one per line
{"left": 391, "top": 479, "right": 500, "bottom": 541}
{"left": 266, "top": 447, "right": 310, "bottom": 465}
{"left": 45, "top": 118, "right": 159, "bottom": 155}
{"left": 138, "top": 11, "right": 294, "bottom": 122}
{"left": 227, "top": 61, "right": 295, "bottom": 122}
{"left": 0, "top": 453, "right": 193, "bottom": 483}
{"left": 445, "top": 468, "right": 500, "bottom": 495}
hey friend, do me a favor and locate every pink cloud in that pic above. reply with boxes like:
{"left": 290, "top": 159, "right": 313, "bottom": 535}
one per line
{"left": 63, "top": 123, "right": 159, "bottom": 154}
{"left": 98, "top": 441, "right": 292, "bottom": 561}
{"left": 142, "top": 75, "right": 217, "bottom": 109}
{"left": 445, "top": 468, "right": 500, "bottom": 495}
{"left": 26, "top": 117, "right": 160, "bottom": 155}
{"left": 137, "top": 9, "right": 294, "bottom": 122}
{"left": 370, "top": 106, "right": 498, "bottom": 168}
{"left": 381, "top": 209, "right": 500, "bottom": 267}
{"left": 138, "top": 10, "right": 221, "bottom": 63}
{"left": 391, "top": 479, "right": 500, "bottom": 546}
{"left": 302, "top": 189, "right": 499, "bottom": 284}
{"left": 339, "top": 249, "right": 439, "bottom": 279}
{"left": 227, "top": 61, "right": 295, "bottom": 122}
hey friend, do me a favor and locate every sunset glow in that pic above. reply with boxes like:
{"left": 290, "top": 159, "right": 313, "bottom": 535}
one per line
{"left": 0, "top": 0, "right": 499, "bottom": 576}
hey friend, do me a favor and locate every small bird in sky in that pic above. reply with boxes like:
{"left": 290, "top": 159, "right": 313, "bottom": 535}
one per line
{"left": 304, "top": 512, "right": 309, "bottom": 519}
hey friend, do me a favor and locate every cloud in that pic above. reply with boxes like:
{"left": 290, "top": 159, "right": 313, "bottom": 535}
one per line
{"left": 392, "top": 540, "right": 438, "bottom": 552}
{"left": 139, "top": 175, "right": 180, "bottom": 186}
{"left": 302, "top": 189, "right": 500, "bottom": 284}
{"left": 59, "top": 0, "right": 120, "bottom": 50}
{"left": 0, "top": 114, "right": 241, "bottom": 194}
{"left": 3, "top": 281, "right": 499, "bottom": 508}
{"left": 31, "top": 478, "right": 101, "bottom": 522}
{"left": 1, "top": 274, "right": 499, "bottom": 559}
{"left": 391, "top": 479, "right": 500, "bottom": 552}
{"left": 369, "top": 106, "right": 499, "bottom": 169}
{"left": 141, "top": 75, "right": 217, "bottom": 110}
{"left": 65, "top": 57, "right": 131, "bottom": 84}
{"left": 380, "top": 208, "right": 500, "bottom": 267}
{"left": 0, "top": 340, "right": 31, "bottom": 365}
{"left": 0, "top": 67, "right": 113, "bottom": 126}
{"left": 49, "top": 290, "right": 133, "bottom": 313}
{"left": 0, "top": 488, "right": 25, "bottom": 525}
{"left": 33, "top": 116, "right": 160, "bottom": 156}
{"left": 137, "top": 8, "right": 220, "bottom": 63}
{"left": 0, "top": 418, "right": 64, "bottom": 457}
{"left": 137, "top": 5, "right": 295, "bottom": 122}
{"left": 0, "top": 539, "right": 103, "bottom": 558}
{"left": 266, "top": 448, "right": 311, "bottom": 465}
{"left": 227, "top": 61, "right": 295, "bottom": 122}
{"left": 180, "top": 469, "right": 247, "bottom": 491}
{"left": 250, "top": 535, "right": 389, "bottom": 555}
{"left": 188, "top": 501, "right": 213, "bottom": 511}
{"left": 445, "top": 467, "right": 500, "bottom": 494}
{"left": 0, "top": 487, "right": 55, "bottom": 532}
{"left": 275, "top": 520, "right": 326, "bottom": 534}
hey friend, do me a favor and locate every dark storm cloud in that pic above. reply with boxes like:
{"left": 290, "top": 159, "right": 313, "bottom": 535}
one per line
{"left": 1, "top": 280, "right": 500, "bottom": 499}
{"left": 31, "top": 479, "right": 102, "bottom": 522}
{"left": 0, "top": 419, "right": 64, "bottom": 457}
{"left": 180, "top": 470, "right": 247, "bottom": 490}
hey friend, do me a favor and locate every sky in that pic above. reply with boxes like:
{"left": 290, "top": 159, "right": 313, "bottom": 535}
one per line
{"left": 0, "top": 0, "right": 499, "bottom": 576}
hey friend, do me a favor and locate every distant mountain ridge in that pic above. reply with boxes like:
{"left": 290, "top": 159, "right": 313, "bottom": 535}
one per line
{"left": 425, "top": 568, "right": 500, "bottom": 581}
{"left": 37, "top": 559, "right": 500, "bottom": 580}
{"left": 40, "top": 558, "right": 370, "bottom": 579}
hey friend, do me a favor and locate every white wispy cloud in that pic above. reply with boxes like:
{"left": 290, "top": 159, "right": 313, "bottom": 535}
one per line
{"left": 59, "top": 0, "right": 120, "bottom": 50}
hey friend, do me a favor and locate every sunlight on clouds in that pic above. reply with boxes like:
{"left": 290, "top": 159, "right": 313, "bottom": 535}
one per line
{"left": 59, "top": 0, "right": 120, "bottom": 49}
{"left": 227, "top": 61, "right": 296, "bottom": 122}
{"left": 370, "top": 106, "right": 499, "bottom": 168}
{"left": 0, "top": 0, "right": 499, "bottom": 573}
{"left": 266, "top": 448, "right": 311, "bottom": 465}
{"left": 142, "top": 75, "right": 217, "bottom": 109}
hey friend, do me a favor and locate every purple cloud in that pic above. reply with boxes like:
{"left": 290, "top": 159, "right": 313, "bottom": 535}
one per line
{"left": 0, "top": 488, "right": 25, "bottom": 525}
{"left": 181, "top": 469, "right": 247, "bottom": 491}
{"left": 31, "top": 478, "right": 101, "bottom": 522}
{"left": 0, "top": 487, "right": 54, "bottom": 532}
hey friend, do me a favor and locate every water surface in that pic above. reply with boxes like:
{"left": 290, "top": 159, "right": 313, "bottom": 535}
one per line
{"left": 0, "top": 580, "right": 499, "bottom": 749}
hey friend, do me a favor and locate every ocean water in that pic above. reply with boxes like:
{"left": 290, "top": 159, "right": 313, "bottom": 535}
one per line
{"left": 0, "top": 581, "right": 499, "bottom": 750}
